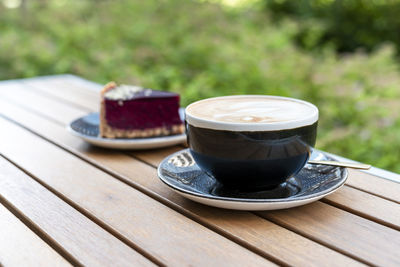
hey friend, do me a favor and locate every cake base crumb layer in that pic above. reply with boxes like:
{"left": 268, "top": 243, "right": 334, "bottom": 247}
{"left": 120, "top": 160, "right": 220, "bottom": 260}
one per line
{"left": 100, "top": 122, "right": 185, "bottom": 138}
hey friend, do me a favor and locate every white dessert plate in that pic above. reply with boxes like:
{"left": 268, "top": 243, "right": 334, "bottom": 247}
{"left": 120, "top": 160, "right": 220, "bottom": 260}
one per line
{"left": 67, "top": 108, "right": 186, "bottom": 150}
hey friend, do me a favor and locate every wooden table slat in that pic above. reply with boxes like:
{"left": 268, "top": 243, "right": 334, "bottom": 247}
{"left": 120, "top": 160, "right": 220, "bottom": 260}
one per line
{"left": 0, "top": 203, "right": 72, "bottom": 267}
{"left": 0, "top": 85, "right": 364, "bottom": 266}
{"left": 346, "top": 169, "right": 400, "bottom": 203}
{"left": 22, "top": 79, "right": 99, "bottom": 112}
{"left": 131, "top": 149, "right": 400, "bottom": 232}
{"left": 1, "top": 82, "right": 86, "bottom": 125}
{"left": 131, "top": 148, "right": 400, "bottom": 231}
{"left": 258, "top": 201, "right": 400, "bottom": 266}
{"left": 323, "top": 185, "right": 400, "bottom": 230}
{"left": 28, "top": 76, "right": 100, "bottom": 97}
{"left": 0, "top": 116, "right": 273, "bottom": 267}
{"left": 0, "top": 157, "right": 154, "bottom": 267}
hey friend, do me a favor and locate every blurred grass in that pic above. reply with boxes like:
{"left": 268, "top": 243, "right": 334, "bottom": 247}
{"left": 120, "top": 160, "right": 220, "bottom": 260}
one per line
{"left": 1, "top": 0, "right": 400, "bottom": 173}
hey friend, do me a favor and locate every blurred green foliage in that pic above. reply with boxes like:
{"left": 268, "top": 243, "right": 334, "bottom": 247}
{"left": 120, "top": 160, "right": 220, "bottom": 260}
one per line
{"left": 1, "top": 0, "right": 400, "bottom": 172}
{"left": 265, "top": 0, "right": 400, "bottom": 53}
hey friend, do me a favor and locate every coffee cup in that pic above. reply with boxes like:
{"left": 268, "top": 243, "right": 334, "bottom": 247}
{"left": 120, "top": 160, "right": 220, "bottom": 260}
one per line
{"left": 185, "top": 95, "right": 318, "bottom": 190}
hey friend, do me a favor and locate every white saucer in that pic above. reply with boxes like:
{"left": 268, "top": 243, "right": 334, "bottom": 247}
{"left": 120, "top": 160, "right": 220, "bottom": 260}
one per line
{"left": 157, "top": 149, "right": 348, "bottom": 210}
{"left": 67, "top": 109, "right": 186, "bottom": 150}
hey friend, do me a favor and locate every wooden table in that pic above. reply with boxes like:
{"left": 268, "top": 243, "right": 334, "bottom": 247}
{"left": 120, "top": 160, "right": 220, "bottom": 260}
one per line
{"left": 0, "top": 75, "right": 399, "bottom": 267}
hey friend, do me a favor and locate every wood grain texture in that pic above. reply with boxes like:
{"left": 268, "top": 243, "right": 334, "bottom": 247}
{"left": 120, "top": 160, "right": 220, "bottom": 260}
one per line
{"left": 132, "top": 146, "right": 184, "bottom": 167}
{"left": 346, "top": 169, "right": 400, "bottom": 203}
{"left": 0, "top": 117, "right": 273, "bottom": 267}
{"left": 132, "top": 149, "right": 400, "bottom": 232}
{"left": 257, "top": 201, "right": 400, "bottom": 266}
{"left": 130, "top": 147, "right": 400, "bottom": 234}
{"left": 28, "top": 75, "right": 101, "bottom": 96}
{"left": 23, "top": 79, "right": 99, "bottom": 111}
{"left": 0, "top": 85, "right": 364, "bottom": 266}
{"left": 0, "top": 204, "right": 72, "bottom": 267}
{"left": 0, "top": 157, "right": 153, "bottom": 267}
{"left": 0, "top": 82, "right": 86, "bottom": 125}
{"left": 323, "top": 186, "right": 400, "bottom": 230}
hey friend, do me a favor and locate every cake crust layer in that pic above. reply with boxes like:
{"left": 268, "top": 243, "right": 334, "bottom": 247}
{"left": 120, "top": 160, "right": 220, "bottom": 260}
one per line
{"left": 100, "top": 121, "right": 185, "bottom": 138}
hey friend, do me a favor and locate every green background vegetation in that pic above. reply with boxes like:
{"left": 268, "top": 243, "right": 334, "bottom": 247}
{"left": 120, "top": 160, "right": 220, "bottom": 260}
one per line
{"left": 1, "top": 0, "right": 400, "bottom": 173}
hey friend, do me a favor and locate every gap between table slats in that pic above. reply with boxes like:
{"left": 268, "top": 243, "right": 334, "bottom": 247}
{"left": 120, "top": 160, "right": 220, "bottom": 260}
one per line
{"left": 0, "top": 116, "right": 275, "bottom": 267}
{"left": 0, "top": 156, "right": 155, "bottom": 267}
{"left": 123, "top": 146, "right": 400, "bottom": 232}
{"left": 254, "top": 202, "right": 399, "bottom": 266}
{"left": 0, "top": 83, "right": 365, "bottom": 266}
{"left": 0, "top": 202, "right": 72, "bottom": 267}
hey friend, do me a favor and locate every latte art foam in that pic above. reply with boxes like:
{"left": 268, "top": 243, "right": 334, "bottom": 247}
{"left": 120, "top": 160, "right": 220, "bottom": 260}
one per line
{"left": 187, "top": 97, "right": 314, "bottom": 123}
{"left": 185, "top": 95, "right": 319, "bottom": 131}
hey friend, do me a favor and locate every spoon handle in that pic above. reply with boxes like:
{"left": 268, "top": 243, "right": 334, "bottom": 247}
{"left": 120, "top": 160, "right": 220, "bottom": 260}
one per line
{"left": 308, "top": 160, "right": 371, "bottom": 170}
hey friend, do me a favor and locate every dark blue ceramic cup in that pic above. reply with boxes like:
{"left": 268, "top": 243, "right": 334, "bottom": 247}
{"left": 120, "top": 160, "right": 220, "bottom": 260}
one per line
{"left": 185, "top": 95, "right": 318, "bottom": 190}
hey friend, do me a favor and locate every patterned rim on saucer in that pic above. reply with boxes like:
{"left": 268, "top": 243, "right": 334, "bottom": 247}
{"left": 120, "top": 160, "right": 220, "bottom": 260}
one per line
{"left": 157, "top": 149, "right": 348, "bottom": 210}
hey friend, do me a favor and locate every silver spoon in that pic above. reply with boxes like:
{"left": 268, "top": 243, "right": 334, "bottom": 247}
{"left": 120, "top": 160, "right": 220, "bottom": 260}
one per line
{"left": 307, "top": 160, "right": 371, "bottom": 170}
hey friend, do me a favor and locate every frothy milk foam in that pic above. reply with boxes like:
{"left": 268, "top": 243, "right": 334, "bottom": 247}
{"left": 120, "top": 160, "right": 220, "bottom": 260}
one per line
{"left": 186, "top": 96, "right": 315, "bottom": 124}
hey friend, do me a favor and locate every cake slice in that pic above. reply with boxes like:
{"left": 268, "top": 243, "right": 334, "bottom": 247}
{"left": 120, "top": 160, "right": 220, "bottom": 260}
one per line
{"left": 100, "top": 82, "right": 185, "bottom": 138}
